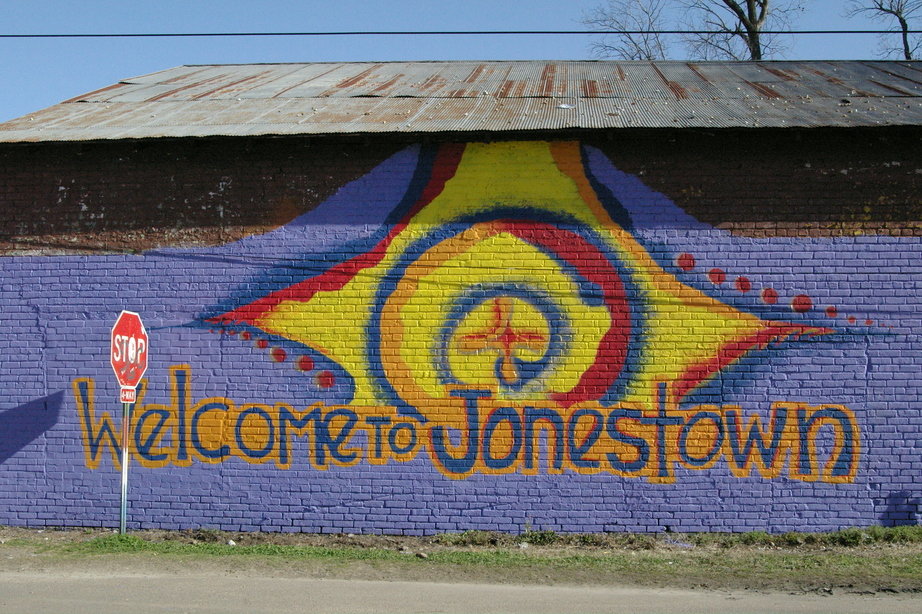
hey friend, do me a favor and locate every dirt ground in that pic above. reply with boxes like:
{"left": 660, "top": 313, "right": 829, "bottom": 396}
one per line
{"left": 1, "top": 525, "right": 920, "bottom": 596}
{"left": 2, "top": 526, "right": 922, "bottom": 614}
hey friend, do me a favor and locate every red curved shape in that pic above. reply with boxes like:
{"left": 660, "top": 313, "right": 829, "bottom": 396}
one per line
{"left": 490, "top": 221, "right": 632, "bottom": 407}
{"left": 209, "top": 144, "right": 466, "bottom": 326}
{"left": 672, "top": 323, "right": 833, "bottom": 402}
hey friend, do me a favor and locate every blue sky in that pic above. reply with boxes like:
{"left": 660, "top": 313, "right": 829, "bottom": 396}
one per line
{"left": 0, "top": 1, "right": 898, "bottom": 122}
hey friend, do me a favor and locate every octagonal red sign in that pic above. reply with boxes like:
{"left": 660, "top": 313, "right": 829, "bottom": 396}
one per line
{"left": 110, "top": 311, "right": 149, "bottom": 403}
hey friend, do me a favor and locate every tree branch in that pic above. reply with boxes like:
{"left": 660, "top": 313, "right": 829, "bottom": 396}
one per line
{"left": 845, "top": 1, "right": 922, "bottom": 59}
{"left": 585, "top": 0, "right": 802, "bottom": 61}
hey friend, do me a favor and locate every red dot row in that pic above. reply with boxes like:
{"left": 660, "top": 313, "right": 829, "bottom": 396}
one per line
{"left": 212, "top": 329, "right": 335, "bottom": 388}
{"left": 676, "top": 252, "right": 873, "bottom": 324}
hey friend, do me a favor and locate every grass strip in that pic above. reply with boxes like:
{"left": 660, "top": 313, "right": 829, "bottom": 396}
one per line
{"left": 4, "top": 526, "right": 919, "bottom": 592}
{"left": 64, "top": 533, "right": 922, "bottom": 588}
{"left": 72, "top": 535, "right": 401, "bottom": 560}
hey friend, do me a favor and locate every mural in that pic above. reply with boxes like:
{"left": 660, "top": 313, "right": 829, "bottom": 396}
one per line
{"left": 3, "top": 139, "right": 917, "bottom": 533}
{"left": 76, "top": 142, "right": 858, "bottom": 483}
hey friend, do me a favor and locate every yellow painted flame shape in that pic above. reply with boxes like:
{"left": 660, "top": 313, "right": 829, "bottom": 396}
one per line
{"left": 213, "top": 141, "right": 827, "bottom": 420}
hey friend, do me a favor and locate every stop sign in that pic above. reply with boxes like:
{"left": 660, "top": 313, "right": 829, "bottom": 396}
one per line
{"left": 111, "top": 311, "right": 149, "bottom": 403}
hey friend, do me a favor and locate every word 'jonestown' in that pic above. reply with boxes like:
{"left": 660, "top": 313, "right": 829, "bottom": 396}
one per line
{"left": 75, "top": 366, "right": 859, "bottom": 484}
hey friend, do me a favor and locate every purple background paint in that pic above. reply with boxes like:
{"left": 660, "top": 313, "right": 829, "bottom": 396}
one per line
{"left": 0, "top": 142, "right": 918, "bottom": 533}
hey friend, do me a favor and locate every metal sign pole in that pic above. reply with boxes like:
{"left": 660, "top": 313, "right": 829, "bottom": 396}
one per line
{"left": 119, "top": 400, "right": 131, "bottom": 534}
{"left": 111, "top": 311, "right": 148, "bottom": 535}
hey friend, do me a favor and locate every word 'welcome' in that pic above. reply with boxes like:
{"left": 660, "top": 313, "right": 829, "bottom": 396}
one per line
{"left": 74, "top": 366, "right": 859, "bottom": 483}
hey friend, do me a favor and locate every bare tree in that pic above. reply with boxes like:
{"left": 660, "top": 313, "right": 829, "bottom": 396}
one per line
{"left": 681, "top": 1, "right": 803, "bottom": 61}
{"left": 584, "top": 0, "right": 671, "bottom": 60}
{"left": 583, "top": 0, "right": 804, "bottom": 61}
{"left": 847, "top": 1, "right": 922, "bottom": 60}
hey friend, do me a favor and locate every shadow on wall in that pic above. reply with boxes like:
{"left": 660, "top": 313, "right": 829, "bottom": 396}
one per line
{"left": 0, "top": 392, "right": 62, "bottom": 464}
{"left": 880, "top": 491, "right": 921, "bottom": 527}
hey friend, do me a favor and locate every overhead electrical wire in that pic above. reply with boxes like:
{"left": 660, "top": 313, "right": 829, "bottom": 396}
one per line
{"left": 0, "top": 30, "right": 920, "bottom": 38}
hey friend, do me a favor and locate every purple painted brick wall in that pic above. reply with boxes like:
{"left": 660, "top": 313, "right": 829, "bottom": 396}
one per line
{"left": 0, "top": 132, "right": 919, "bottom": 534}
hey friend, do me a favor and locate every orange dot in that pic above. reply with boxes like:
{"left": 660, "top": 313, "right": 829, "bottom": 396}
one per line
{"left": 735, "top": 276, "right": 751, "bottom": 293}
{"left": 270, "top": 347, "right": 287, "bottom": 362}
{"left": 791, "top": 295, "right": 812, "bottom": 313}
{"left": 677, "top": 253, "right": 696, "bottom": 271}
{"left": 297, "top": 355, "right": 314, "bottom": 372}
{"left": 316, "top": 371, "right": 335, "bottom": 388}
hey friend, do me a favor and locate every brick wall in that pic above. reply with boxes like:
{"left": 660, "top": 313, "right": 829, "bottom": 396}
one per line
{"left": 0, "top": 131, "right": 919, "bottom": 533}
{"left": 0, "top": 138, "right": 399, "bottom": 253}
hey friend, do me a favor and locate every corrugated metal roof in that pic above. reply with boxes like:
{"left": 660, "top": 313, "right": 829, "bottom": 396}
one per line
{"left": 2, "top": 60, "right": 922, "bottom": 142}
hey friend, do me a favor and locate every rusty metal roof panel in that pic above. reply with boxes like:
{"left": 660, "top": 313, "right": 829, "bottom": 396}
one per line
{"left": 800, "top": 62, "right": 894, "bottom": 96}
{"left": 650, "top": 63, "right": 716, "bottom": 99}
{"left": 824, "top": 61, "right": 922, "bottom": 96}
{"left": 622, "top": 63, "right": 676, "bottom": 100}
{"left": 579, "top": 63, "right": 636, "bottom": 98}
{"left": 853, "top": 62, "right": 922, "bottom": 95}
{"left": 862, "top": 65, "right": 922, "bottom": 94}
{"left": 492, "top": 62, "right": 543, "bottom": 97}
{"left": 252, "top": 64, "right": 364, "bottom": 99}
{"left": 3, "top": 60, "right": 922, "bottom": 142}
{"left": 685, "top": 63, "right": 773, "bottom": 98}
{"left": 3, "top": 95, "right": 920, "bottom": 142}
{"left": 267, "top": 64, "right": 358, "bottom": 92}
{"left": 788, "top": 64, "right": 872, "bottom": 98}
{"left": 423, "top": 62, "right": 513, "bottom": 98}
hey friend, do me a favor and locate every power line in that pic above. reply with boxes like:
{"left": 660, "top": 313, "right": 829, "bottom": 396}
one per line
{"left": 0, "top": 30, "right": 921, "bottom": 39}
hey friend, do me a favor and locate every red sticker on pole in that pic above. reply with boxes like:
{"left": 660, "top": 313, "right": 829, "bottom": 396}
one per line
{"left": 110, "top": 311, "right": 149, "bottom": 403}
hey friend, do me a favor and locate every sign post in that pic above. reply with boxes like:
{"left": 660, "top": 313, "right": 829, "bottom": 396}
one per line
{"left": 110, "top": 311, "right": 149, "bottom": 534}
